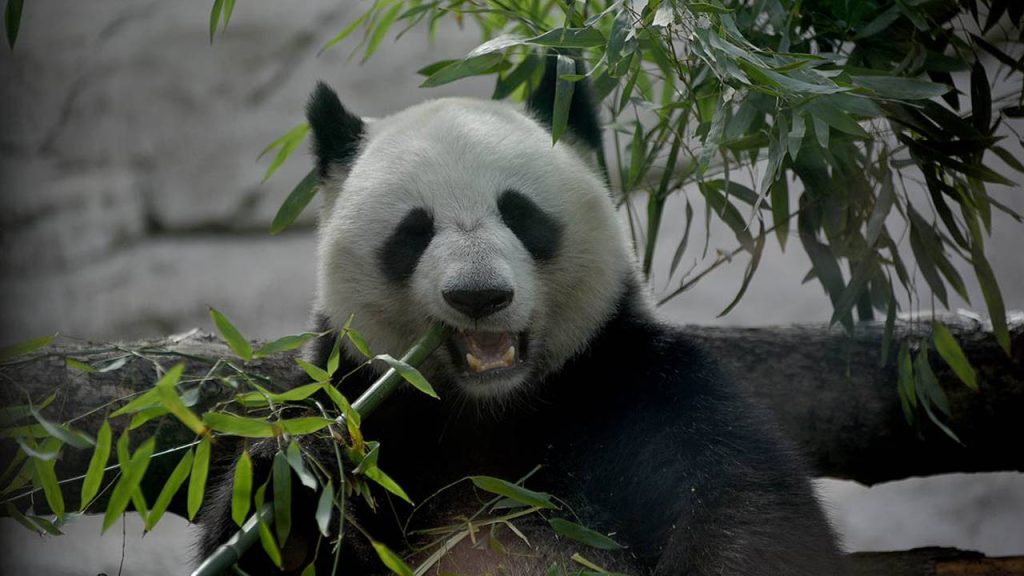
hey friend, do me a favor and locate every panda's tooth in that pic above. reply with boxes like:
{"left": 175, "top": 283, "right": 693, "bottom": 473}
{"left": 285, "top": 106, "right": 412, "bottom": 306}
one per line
{"left": 466, "top": 353, "right": 483, "bottom": 372}
{"left": 501, "top": 346, "right": 515, "bottom": 365}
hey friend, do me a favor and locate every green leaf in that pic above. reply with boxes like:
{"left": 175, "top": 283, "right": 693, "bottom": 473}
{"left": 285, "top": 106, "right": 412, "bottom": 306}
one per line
{"left": 270, "top": 168, "right": 319, "bottom": 235}
{"left": 319, "top": 7, "right": 372, "bottom": 55}
{"left": 966, "top": 216, "right": 1010, "bottom": 355}
{"left": 221, "top": 0, "right": 235, "bottom": 30}
{"left": 187, "top": 436, "right": 211, "bottom": 521}
{"left": 232, "top": 450, "right": 253, "bottom": 527}
{"left": 32, "top": 445, "right": 65, "bottom": 520}
{"left": 851, "top": 76, "right": 949, "bottom": 100}
{"left": 280, "top": 417, "right": 333, "bottom": 436}
{"left": 347, "top": 328, "right": 373, "bottom": 358}
{"left": 932, "top": 322, "right": 978, "bottom": 391}
{"left": 255, "top": 332, "right": 318, "bottom": 358}
{"left": 770, "top": 177, "right": 789, "bottom": 250}
{"left": 527, "top": 27, "right": 606, "bottom": 48}
{"left": 470, "top": 476, "right": 557, "bottom": 510}
{"left": 257, "top": 483, "right": 283, "bottom": 568}
{"left": 492, "top": 53, "right": 541, "bottom": 100}
{"left": 914, "top": 349, "right": 962, "bottom": 443}
{"left": 897, "top": 342, "right": 916, "bottom": 422}
{"left": 203, "top": 412, "right": 278, "bottom": 438}
{"left": 273, "top": 451, "right": 291, "bottom": 546}
{"left": 208, "top": 0, "right": 224, "bottom": 43}
{"left": 718, "top": 231, "right": 766, "bottom": 317}
{"left": 156, "top": 364, "right": 208, "bottom": 437}
{"left": 550, "top": 54, "right": 576, "bottom": 145}
{"left": 970, "top": 60, "right": 991, "bottom": 134}
{"left": 296, "top": 358, "right": 331, "bottom": 383}
{"left": 547, "top": 518, "right": 624, "bottom": 550}
{"left": 30, "top": 407, "right": 93, "bottom": 449}
{"left": 287, "top": 441, "right": 317, "bottom": 490}
{"left": 360, "top": 449, "right": 412, "bottom": 505}
{"left": 258, "top": 123, "right": 309, "bottom": 184}
{"left": 111, "top": 388, "right": 162, "bottom": 418}
{"left": 421, "top": 52, "right": 504, "bottom": 88}
{"left": 65, "top": 357, "right": 95, "bottom": 373}
{"left": 210, "top": 307, "right": 253, "bottom": 360}
{"left": 374, "top": 354, "right": 438, "bottom": 399}
{"left": 361, "top": 2, "right": 403, "bottom": 63}
{"left": 324, "top": 384, "right": 361, "bottom": 427}
{"left": 147, "top": 449, "right": 194, "bottom": 531}
{"left": 102, "top": 436, "right": 156, "bottom": 532}
{"left": 0, "top": 335, "right": 54, "bottom": 363}
{"left": 5, "top": 0, "right": 23, "bottom": 49}
{"left": 371, "top": 540, "right": 414, "bottom": 576}
{"left": 316, "top": 479, "right": 334, "bottom": 537}
{"left": 80, "top": 420, "right": 112, "bottom": 509}
{"left": 237, "top": 382, "right": 324, "bottom": 407}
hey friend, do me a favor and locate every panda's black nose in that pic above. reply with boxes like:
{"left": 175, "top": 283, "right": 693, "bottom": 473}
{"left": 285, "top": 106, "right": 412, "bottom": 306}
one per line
{"left": 443, "top": 288, "right": 514, "bottom": 319}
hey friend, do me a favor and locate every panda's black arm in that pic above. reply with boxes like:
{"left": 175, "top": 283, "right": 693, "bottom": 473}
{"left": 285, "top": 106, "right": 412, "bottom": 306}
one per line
{"left": 546, "top": 301, "right": 846, "bottom": 575}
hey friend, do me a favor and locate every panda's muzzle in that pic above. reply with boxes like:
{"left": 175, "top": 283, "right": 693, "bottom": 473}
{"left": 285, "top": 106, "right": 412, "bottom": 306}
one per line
{"left": 448, "top": 331, "right": 528, "bottom": 374}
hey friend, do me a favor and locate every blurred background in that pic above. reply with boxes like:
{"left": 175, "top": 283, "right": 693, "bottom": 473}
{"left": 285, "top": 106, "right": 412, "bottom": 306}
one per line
{"left": 0, "top": 1, "right": 1021, "bottom": 574}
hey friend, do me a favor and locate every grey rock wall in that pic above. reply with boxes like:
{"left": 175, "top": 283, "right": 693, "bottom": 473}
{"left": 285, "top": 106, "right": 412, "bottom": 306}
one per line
{"left": 0, "top": 2, "right": 1021, "bottom": 575}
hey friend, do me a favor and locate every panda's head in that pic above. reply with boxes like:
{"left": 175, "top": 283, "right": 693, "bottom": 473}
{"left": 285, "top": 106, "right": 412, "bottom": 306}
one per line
{"left": 308, "top": 65, "right": 635, "bottom": 400}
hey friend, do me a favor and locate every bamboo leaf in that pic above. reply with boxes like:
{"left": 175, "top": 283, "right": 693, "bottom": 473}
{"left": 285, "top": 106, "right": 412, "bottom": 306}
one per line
{"left": 156, "top": 364, "right": 208, "bottom": 437}
{"left": 32, "top": 445, "right": 65, "bottom": 520}
{"left": 851, "top": 76, "right": 949, "bottom": 100}
{"left": 80, "top": 420, "right": 112, "bottom": 509}
{"left": 203, "top": 412, "right": 278, "bottom": 438}
{"left": 210, "top": 307, "right": 253, "bottom": 360}
{"left": 550, "top": 54, "right": 576, "bottom": 144}
{"left": 0, "top": 335, "right": 54, "bottom": 363}
{"left": 470, "top": 476, "right": 557, "bottom": 510}
{"left": 30, "top": 407, "right": 93, "bottom": 449}
{"left": 547, "top": 518, "right": 624, "bottom": 550}
{"left": 273, "top": 451, "right": 291, "bottom": 546}
{"left": 374, "top": 354, "right": 438, "bottom": 399}
{"left": 932, "top": 322, "right": 978, "bottom": 391}
{"left": 270, "top": 168, "right": 319, "bottom": 235}
{"left": 255, "top": 333, "right": 318, "bottom": 358}
{"left": 287, "top": 441, "right": 317, "bottom": 490}
{"left": 371, "top": 540, "right": 414, "bottom": 576}
{"left": 718, "top": 231, "right": 766, "bottom": 317}
{"left": 208, "top": 0, "right": 224, "bottom": 43}
{"left": 316, "top": 480, "right": 334, "bottom": 537}
{"left": 102, "top": 437, "right": 156, "bottom": 532}
{"left": 187, "top": 436, "right": 211, "bottom": 521}
{"left": 421, "top": 53, "right": 504, "bottom": 88}
{"left": 4, "top": 0, "right": 23, "bottom": 49}
{"left": 231, "top": 450, "right": 253, "bottom": 527}
{"left": 147, "top": 449, "right": 194, "bottom": 531}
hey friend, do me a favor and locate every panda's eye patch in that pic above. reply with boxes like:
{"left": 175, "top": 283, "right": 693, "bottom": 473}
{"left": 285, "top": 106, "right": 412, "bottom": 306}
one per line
{"left": 378, "top": 208, "right": 435, "bottom": 283}
{"left": 497, "top": 189, "right": 562, "bottom": 262}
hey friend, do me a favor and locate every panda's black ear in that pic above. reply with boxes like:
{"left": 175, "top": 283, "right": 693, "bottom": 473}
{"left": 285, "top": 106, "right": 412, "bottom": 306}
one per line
{"left": 526, "top": 53, "right": 602, "bottom": 154}
{"left": 306, "top": 82, "right": 365, "bottom": 179}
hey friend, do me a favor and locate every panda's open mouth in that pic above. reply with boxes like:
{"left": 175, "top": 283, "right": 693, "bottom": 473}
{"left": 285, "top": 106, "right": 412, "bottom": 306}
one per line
{"left": 448, "top": 331, "right": 528, "bottom": 374}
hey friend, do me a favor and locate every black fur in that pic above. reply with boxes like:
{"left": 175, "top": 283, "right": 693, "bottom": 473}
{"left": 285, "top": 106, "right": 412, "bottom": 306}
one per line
{"left": 200, "top": 284, "right": 845, "bottom": 575}
{"left": 526, "top": 53, "right": 603, "bottom": 154}
{"left": 377, "top": 208, "right": 435, "bottom": 284}
{"left": 306, "top": 82, "right": 365, "bottom": 179}
{"left": 497, "top": 189, "right": 562, "bottom": 262}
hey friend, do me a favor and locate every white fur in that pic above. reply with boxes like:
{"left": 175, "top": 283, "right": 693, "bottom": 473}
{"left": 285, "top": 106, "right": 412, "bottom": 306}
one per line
{"left": 316, "top": 98, "right": 638, "bottom": 397}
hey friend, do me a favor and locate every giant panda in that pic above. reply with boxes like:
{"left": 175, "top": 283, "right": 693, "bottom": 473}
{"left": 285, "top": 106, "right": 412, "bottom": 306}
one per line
{"left": 198, "top": 58, "right": 846, "bottom": 575}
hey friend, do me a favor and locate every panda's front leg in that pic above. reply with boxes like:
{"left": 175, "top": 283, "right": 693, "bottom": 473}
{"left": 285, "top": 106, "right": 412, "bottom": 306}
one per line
{"left": 196, "top": 437, "right": 388, "bottom": 576}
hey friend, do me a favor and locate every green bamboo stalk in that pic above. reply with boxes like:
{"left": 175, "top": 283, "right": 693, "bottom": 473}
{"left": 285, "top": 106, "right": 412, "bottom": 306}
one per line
{"left": 191, "top": 322, "right": 451, "bottom": 576}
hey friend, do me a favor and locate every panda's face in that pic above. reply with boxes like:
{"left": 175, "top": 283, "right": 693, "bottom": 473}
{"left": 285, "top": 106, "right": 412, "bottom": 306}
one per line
{"left": 316, "top": 98, "right": 631, "bottom": 399}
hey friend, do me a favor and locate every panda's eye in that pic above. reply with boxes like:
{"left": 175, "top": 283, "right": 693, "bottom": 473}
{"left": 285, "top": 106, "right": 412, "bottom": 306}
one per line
{"left": 378, "top": 208, "right": 435, "bottom": 283}
{"left": 497, "top": 189, "right": 562, "bottom": 262}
